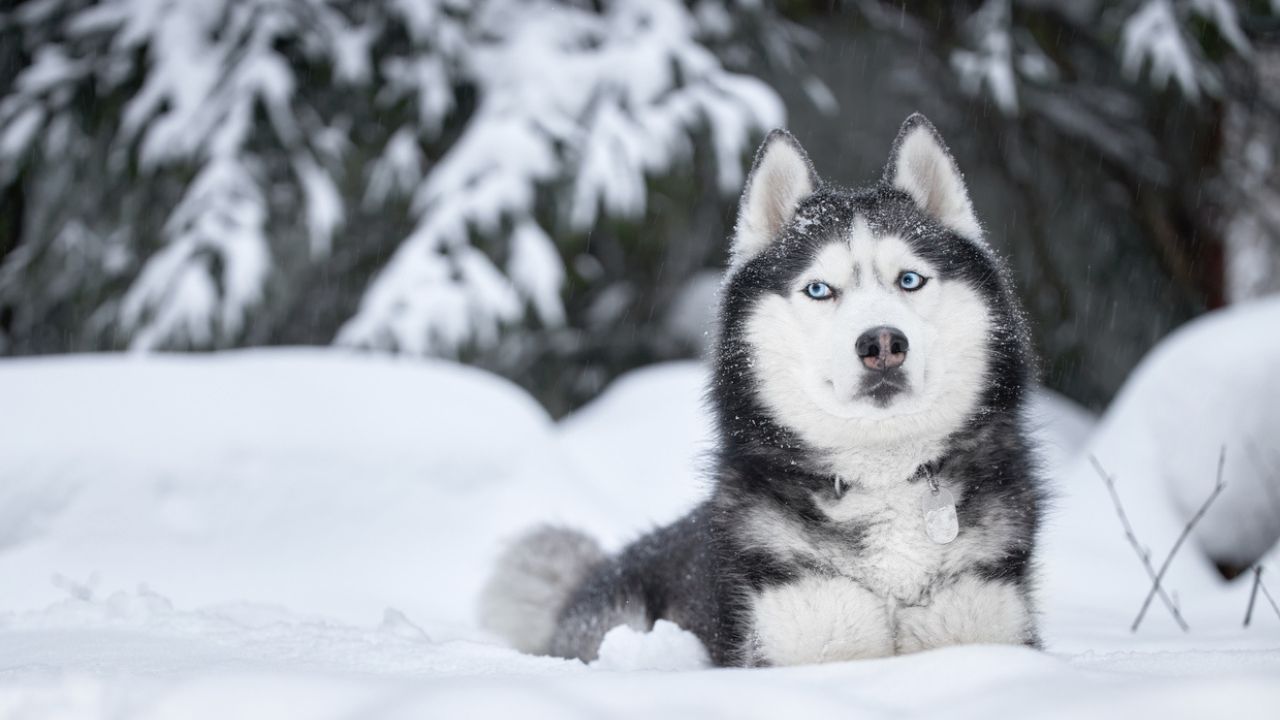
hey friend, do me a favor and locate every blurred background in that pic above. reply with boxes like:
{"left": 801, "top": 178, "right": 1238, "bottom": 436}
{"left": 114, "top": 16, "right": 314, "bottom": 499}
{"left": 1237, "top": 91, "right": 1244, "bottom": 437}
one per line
{"left": 0, "top": 0, "right": 1277, "bottom": 416}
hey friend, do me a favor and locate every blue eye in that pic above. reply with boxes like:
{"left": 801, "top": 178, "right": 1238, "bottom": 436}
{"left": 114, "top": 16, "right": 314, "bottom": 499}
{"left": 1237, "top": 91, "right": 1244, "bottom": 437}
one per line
{"left": 804, "top": 281, "right": 834, "bottom": 300}
{"left": 898, "top": 271, "right": 927, "bottom": 291}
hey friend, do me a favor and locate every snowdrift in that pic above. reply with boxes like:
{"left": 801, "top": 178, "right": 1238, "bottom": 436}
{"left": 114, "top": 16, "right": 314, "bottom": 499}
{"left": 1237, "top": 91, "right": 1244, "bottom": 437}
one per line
{"left": 1080, "top": 296, "right": 1280, "bottom": 570}
{"left": 1, "top": 330, "right": 1278, "bottom": 717}
{"left": 0, "top": 351, "right": 617, "bottom": 633}
{"left": 1041, "top": 297, "right": 1280, "bottom": 641}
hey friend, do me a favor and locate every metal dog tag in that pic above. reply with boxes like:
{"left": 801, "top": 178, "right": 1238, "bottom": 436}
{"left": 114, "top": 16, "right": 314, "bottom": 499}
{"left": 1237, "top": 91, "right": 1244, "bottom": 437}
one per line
{"left": 921, "top": 487, "right": 959, "bottom": 545}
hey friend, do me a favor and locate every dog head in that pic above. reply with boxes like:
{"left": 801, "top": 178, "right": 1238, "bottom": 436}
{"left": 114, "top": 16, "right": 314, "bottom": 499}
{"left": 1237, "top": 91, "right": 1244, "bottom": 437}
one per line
{"left": 718, "top": 114, "right": 1029, "bottom": 459}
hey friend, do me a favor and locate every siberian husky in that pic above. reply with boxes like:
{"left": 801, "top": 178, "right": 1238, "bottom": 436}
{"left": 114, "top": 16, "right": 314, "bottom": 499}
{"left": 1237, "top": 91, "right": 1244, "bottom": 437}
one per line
{"left": 481, "top": 114, "right": 1045, "bottom": 667}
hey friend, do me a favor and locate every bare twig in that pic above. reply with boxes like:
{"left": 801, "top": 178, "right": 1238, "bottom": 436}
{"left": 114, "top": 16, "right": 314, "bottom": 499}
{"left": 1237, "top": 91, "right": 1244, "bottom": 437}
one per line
{"left": 1089, "top": 454, "right": 1189, "bottom": 632}
{"left": 1132, "top": 446, "right": 1228, "bottom": 632}
{"left": 1244, "top": 566, "right": 1263, "bottom": 627}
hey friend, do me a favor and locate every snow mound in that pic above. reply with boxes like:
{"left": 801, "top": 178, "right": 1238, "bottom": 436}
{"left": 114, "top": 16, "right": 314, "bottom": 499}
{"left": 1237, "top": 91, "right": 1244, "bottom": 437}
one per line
{"left": 1, "top": 348, "right": 1277, "bottom": 717}
{"left": 1060, "top": 298, "right": 1280, "bottom": 574}
{"left": 1026, "top": 387, "right": 1097, "bottom": 477}
{"left": 1041, "top": 298, "right": 1280, "bottom": 641}
{"left": 0, "top": 350, "right": 616, "bottom": 632}
{"left": 591, "top": 620, "right": 711, "bottom": 671}
{"left": 559, "top": 361, "right": 715, "bottom": 539}
{"left": 1127, "top": 297, "right": 1280, "bottom": 569}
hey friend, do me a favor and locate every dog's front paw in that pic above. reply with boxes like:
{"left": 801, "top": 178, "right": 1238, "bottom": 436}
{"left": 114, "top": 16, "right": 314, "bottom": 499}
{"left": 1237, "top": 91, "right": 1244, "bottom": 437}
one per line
{"left": 750, "top": 575, "right": 894, "bottom": 666}
{"left": 894, "top": 575, "right": 1033, "bottom": 653}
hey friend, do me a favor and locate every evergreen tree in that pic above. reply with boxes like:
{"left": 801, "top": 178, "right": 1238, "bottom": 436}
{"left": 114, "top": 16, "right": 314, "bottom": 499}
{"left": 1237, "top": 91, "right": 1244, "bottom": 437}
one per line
{"left": 0, "top": 0, "right": 793, "bottom": 392}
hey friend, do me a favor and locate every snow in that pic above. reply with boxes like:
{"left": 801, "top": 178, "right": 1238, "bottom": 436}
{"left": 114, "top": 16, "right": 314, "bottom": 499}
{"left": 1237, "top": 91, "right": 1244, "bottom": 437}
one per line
{"left": 592, "top": 620, "right": 711, "bottom": 671}
{"left": 60, "top": 0, "right": 341, "bottom": 351}
{"left": 119, "top": 156, "right": 270, "bottom": 351}
{"left": 1040, "top": 299, "right": 1280, "bottom": 644}
{"left": 293, "top": 155, "right": 344, "bottom": 258}
{"left": 558, "top": 362, "right": 714, "bottom": 532}
{"left": 1121, "top": 0, "right": 1201, "bottom": 99}
{"left": 1117, "top": 0, "right": 1252, "bottom": 100}
{"left": 336, "top": 0, "right": 784, "bottom": 356}
{"left": 950, "top": 0, "right": 1019, "bottom": 115}
{"left": 663, "top": 270, "right": 722, "bottom": 354}
{"left": 0, "top": 351, "right": 616, "bottom": 629}
{"left": 1189, "top": 0, "right": 1251, "bottom": 55}
{"left": 1062, "top": 297, "right": 1280, "bottom": 571}
{"left": 1, "top": 1, "right": 785, "bottom": 356}
{"left": 363, "top": 128, "right": 424, "bottom": 208}
{"left": 507, "top": 221, "right": 568, "bottom": 328}
{"left": 1, "top": 343, "right": 1278, "bottom": 716}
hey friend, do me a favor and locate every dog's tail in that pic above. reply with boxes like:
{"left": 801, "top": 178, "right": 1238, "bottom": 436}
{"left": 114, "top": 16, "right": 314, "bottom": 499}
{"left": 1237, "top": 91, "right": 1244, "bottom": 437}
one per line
{"left": 478, "top": 525, "right": 605, "bottom": 654}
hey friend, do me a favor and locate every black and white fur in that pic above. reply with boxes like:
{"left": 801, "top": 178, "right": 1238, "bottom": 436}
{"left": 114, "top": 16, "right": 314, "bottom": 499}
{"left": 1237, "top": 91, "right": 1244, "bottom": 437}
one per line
{"left": 480, "top": 114, "right": 1044, "bottom": 667}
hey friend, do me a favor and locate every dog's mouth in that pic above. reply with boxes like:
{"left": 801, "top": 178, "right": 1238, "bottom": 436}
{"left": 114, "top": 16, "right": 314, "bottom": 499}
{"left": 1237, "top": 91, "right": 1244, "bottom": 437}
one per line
{"left": 824, "top": 371, "right": 911, "bottom": 409}
{"left": 857, "top": 370, "right": 908, "bottom": 407}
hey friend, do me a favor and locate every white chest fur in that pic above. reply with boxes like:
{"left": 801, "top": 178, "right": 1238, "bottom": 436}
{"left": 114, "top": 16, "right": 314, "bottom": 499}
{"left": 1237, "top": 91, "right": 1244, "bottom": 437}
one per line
{"left": 819, "top": 479, "right": 959, "bottom": 603}
{"left": 741, "top": 479, "right": 1027, "bottom": 666}
{"left": 738, "top": 476, "right": 1003, "bottom": 605}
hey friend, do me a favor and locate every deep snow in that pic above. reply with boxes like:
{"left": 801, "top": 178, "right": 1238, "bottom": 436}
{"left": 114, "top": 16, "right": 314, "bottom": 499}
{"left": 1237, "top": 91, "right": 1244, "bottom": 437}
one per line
{"left": 1, "top": 315, "right": 1279, "bottom": 717}
{"left": 1083, "top": 296, "right": 1280, "bottom": 569}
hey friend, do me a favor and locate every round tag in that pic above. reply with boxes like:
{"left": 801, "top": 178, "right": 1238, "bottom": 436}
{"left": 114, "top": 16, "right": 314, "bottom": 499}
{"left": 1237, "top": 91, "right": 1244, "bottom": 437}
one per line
{"left": 921, "top": 487, "right": 959, "bottom": 545}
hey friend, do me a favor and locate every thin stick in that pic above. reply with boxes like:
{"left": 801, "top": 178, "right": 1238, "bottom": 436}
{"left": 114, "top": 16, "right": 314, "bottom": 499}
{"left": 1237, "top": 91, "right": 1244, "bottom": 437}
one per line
{"left": 1244, "top": 566, "right": 1263, "bottom": 627}
{"left": 1089, "top": 454, "right": 1188, "bottom": 632}
{"left": 1132, "top": 446, "right": 1227, "bottom": 632}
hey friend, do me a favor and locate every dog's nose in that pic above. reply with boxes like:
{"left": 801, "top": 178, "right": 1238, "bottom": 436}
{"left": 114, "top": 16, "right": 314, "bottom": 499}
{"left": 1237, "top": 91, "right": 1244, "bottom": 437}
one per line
{"left": 856, "top": 326, "right": 909, "bottom": 371}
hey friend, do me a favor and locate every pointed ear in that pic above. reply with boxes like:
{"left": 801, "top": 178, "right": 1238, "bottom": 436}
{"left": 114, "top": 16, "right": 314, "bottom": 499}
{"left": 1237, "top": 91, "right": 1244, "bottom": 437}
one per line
{"left": 884, "top": 114, "right": 981, "bottom": 239}
{"left": 732, "top": 129, "right": 818, "bottom": 265}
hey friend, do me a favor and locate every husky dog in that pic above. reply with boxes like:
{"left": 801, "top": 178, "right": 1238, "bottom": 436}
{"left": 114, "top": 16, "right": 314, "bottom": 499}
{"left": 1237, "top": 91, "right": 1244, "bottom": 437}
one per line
{"left": 480, "top": 114, "right": 1044, "bottom": 667}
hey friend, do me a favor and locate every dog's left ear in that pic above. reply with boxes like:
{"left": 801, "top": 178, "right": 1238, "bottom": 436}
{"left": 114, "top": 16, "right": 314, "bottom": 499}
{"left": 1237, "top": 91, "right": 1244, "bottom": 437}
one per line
{"left": 884, "top": 114, "right": 981, "bottom": 239}
{"left": 732, "top": 129, "right": 818, "bottom": 266}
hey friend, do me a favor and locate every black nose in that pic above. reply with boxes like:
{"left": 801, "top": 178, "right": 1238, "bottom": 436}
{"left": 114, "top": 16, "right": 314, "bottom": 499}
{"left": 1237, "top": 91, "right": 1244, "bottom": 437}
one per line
{"left": 856, "top": 326, "right": 909, "bottom": 371}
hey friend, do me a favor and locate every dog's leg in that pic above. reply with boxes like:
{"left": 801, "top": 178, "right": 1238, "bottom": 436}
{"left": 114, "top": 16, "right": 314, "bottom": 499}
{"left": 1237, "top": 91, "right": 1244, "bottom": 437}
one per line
{"left": 750, "top": 575, "right": 893, "bottom": 666}
{"left": 894, "top": 574, "right": 1033, "bottom": 653}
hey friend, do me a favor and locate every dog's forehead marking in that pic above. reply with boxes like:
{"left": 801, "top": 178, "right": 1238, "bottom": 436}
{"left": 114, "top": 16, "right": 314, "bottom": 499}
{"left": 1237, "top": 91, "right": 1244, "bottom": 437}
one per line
{"left": 809, "top": 243, "right": 857, "bottom": 288}
{"left": 869, "top": 234, "right": 935, "bottom": 285}
{"left": 802, "top": 216, "right": 936, "bottom": 289}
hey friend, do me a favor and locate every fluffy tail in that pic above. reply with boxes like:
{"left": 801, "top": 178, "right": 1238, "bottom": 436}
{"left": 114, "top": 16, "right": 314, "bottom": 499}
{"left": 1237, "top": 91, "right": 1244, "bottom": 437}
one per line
{"left": 479, "top": 525, "right": 605, "bottom": 654}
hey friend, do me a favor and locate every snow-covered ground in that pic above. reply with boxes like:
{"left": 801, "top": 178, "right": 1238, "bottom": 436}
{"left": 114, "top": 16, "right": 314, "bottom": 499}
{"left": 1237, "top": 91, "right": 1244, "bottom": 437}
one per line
{"left": 2, "top": 304, "right": 1279, "bottom": 718}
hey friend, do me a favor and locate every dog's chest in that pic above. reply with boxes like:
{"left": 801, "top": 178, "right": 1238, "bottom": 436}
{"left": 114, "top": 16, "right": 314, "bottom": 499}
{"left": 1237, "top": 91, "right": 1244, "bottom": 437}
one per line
{"left": 815, "top": 481, "right": 960, "bottom": 603}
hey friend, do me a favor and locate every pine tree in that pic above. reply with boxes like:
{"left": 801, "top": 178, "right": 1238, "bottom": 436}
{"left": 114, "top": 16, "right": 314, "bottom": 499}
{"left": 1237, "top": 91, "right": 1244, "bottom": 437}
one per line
{"left": 0, "top": 0, "right": 791, "bottom": 371}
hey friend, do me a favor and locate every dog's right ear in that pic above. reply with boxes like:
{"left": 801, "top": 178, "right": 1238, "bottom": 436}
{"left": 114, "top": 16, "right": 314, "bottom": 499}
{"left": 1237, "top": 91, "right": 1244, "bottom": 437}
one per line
{"left": 883, "top": 114, "right": 980, "bottom": 240}
{"left": 731, "top": 129, "right": 818, "bottom": 266}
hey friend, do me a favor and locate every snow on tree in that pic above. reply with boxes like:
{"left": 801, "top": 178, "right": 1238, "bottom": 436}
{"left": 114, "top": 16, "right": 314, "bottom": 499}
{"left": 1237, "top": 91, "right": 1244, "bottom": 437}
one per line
{"left": 335, "top": 1, "right": 782, "bottom": 354}
{"left": 1119, "top": 0, "right": 1252, "bottom": 100}
{"left": 0, "top": 0, "right": 785, "bottom": 356}
{"left": 1219, "top": 48, "right": 1280, "bottom": 303}
{"left": 950, "top": 0, "right": 1021, "bottom": 115}
{"left": 943, "top": 0, "right": 1255, "bottom": 113}
{"left": 1, "top": 0, "right": 352, "bottom": 350}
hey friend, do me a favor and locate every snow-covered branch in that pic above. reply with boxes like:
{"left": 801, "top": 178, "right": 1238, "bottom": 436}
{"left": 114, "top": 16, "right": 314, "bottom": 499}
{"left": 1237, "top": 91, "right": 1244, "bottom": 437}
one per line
{"left": 0, "top": 0, "right": 785, "bottom": 355}
{"left": 337, "top": 0, "right": 782, "bottom": 354}
{"left": 1120, "top": 0, "right": 1252, "bottom": 100}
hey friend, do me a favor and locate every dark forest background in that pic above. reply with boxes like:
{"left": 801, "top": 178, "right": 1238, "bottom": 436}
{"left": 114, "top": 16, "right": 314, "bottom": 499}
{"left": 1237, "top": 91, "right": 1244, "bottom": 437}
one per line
{"left": 2, "top": 0, "right": 1277, "bottom": 416}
